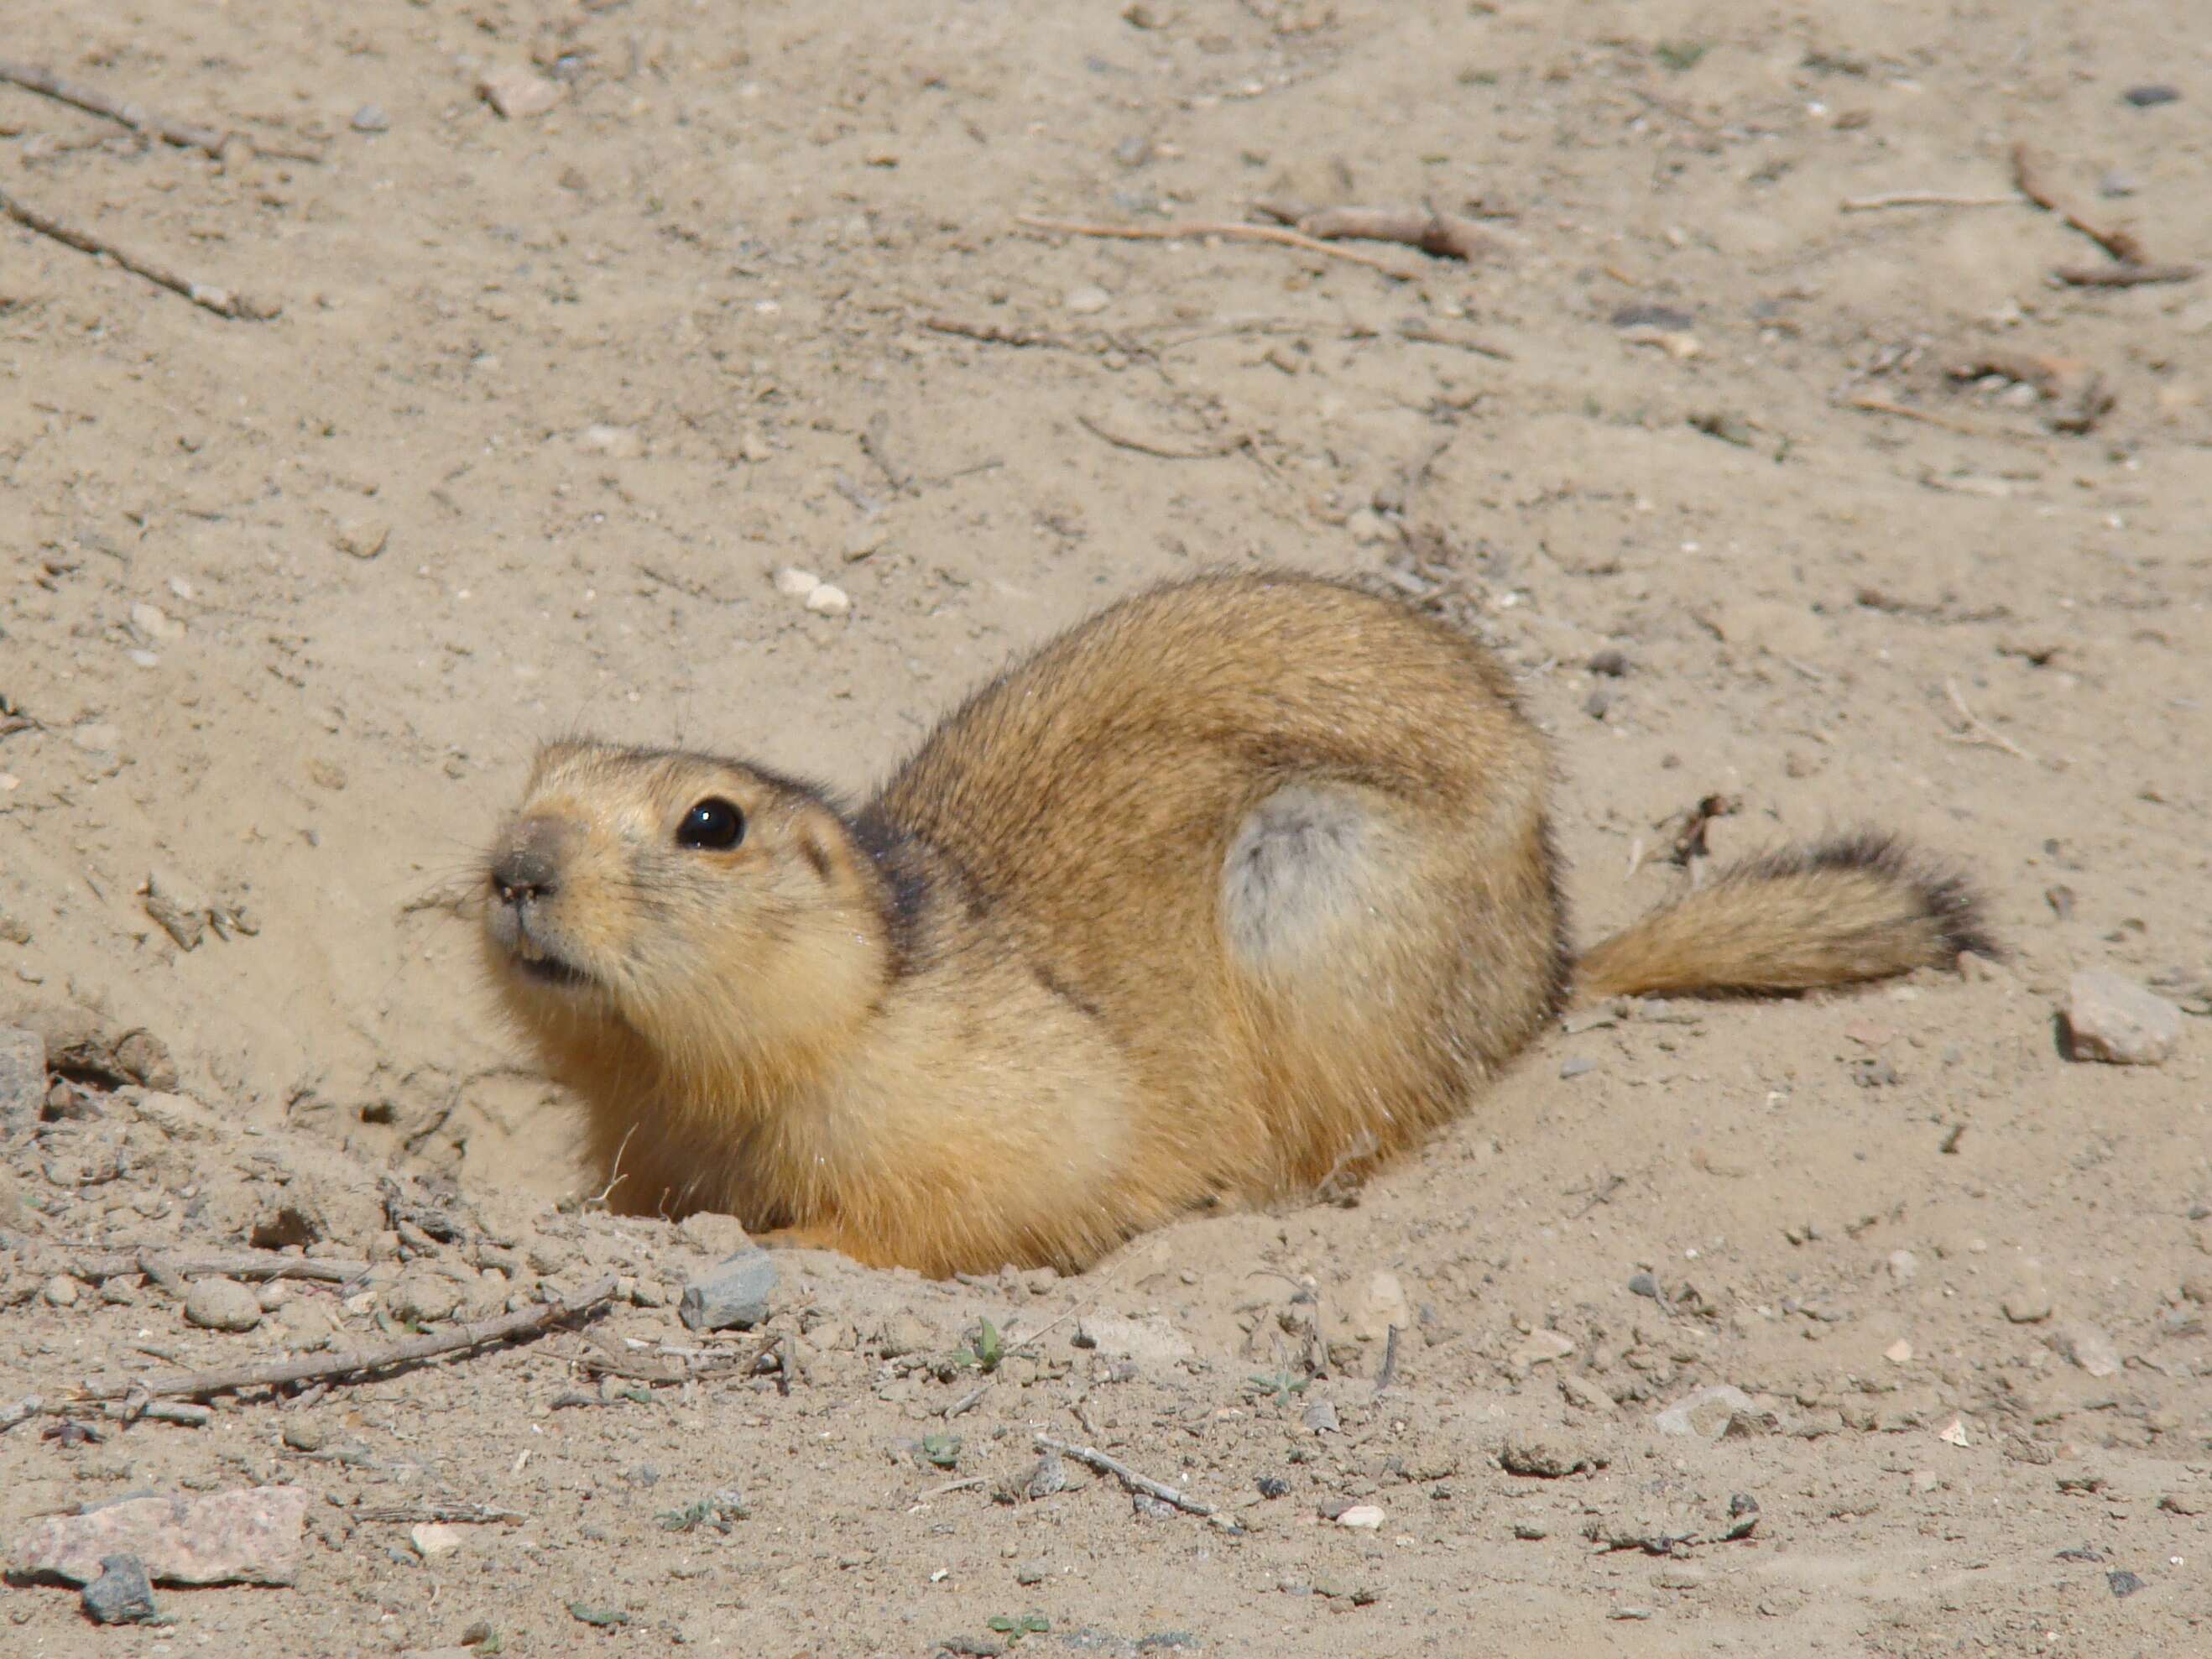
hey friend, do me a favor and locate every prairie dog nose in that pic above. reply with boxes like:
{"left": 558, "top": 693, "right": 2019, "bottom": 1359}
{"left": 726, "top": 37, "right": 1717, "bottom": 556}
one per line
{"left": 490, "top": 816, "right": 575, "bottom": 904}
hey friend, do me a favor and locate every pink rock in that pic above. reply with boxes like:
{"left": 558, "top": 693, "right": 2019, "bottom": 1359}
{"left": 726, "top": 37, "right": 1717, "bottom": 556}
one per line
{"left": 12, "top": 1486, "right": 308, "bottom": 1586}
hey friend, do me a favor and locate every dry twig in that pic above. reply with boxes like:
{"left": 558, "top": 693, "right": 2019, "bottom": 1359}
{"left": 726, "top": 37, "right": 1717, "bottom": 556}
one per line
{"left": 71, "top": 1276, "right": 620, "bottom": 1404}
{"left": 1035, "top": 1432, "right": 1214, "bottom": 1516}
{"left": 1253, "top": 198, "right": 1495, "bottom": 262}
{"left": 1016, "top": 213, "right": 1420, "bottom": 281}
{"left": 1396, "top": 320, "right": 1516, "bottom": 363}
{"left": 922, "top": 314, "right": 1069, "bottom": 349}
{"left": 1375, "top": 1323, "right": 1404, "bottom": 1390}
{"left": 0, "top": 56, "right": 322, "bottom": 162}
{"left": 44, "top": 1248, "right": 368, "bottom": 1286}
{"left": 1839, "top": 393, "right": 1994, "bottom": 439}
{"left": 1943, "top": 679, "right": 2041, "bottom": 765}
{"left": 1840, "top": 191, "right": 2022, "bottom": 213}
{"left": 352, "top": 1501, "right": 525, "bottom": 1526}
{"left": 2011, "top": 143, "right": 2199, "bottom": 286}
{"left": 1076, "top": 411, "right": 1248, "bottom": 461}
{"left": 0, "top": 184, "right": 275, "bottom": 319}
{"left": 2053, "top": 262, "right": 2199, "bottom": 289}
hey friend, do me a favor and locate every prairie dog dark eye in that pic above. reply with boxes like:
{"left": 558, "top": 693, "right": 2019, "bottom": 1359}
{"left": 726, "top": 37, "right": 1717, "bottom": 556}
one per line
{"left": 676, "top": 797, "right": 745, "bottom": 851}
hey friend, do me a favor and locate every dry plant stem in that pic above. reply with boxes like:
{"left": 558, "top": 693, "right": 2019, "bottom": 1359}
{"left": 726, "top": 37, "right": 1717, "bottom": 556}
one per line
{"left": 2007, "top": 142, "right": 2195, "bottom": 284}
{"left": 1841, "top": 191, "right": 2022, "bottom": 212}
{"left": 1016, "top": 214, "right": 1419, "bottom": 280}
{"left": 1840, "top": 393, "right": 1993, "bottom": 439}
{"left": 50, "top": 1249, "right": 369, "bottom": 1285}
{"left": 2055, "top": 262, "right": 2199, "bottom": 288}
{"left": 923, "top": 315, "right": 1067, "bottom": 349}
{"left": 1943, "top": 678, "right": 2041, "bottom": 765}
{"left": 1036, "top": 1432, "right": 1215, "bottom": 1516}
{"left": 1396, "top": 321, "right": 1516, "bottom": 363}
{"left": 0, "top": 57, "right": 323, "bottom": 162}
{"left": 71, "top": 1276, "right": 620, "bottom": 1403}
{"left": 1256, "top": 199, "right": 1494, "bottom": 262}
{"left": 352, "top": 1502, "right": 525, "bottom": 1526}
{"left": 0, "top": 185, "right": 273, "bottom": 320}
{"left": 0, "top": 56, "right": 227, "bottom": 155}
{"left": 1375, "top": 1323, "right": 1404, "bottom": 1390}
{"left": 920, "top": 1476, "right": 987, "bottom": 1500}
{"left": 1076, "top": 412, "right": 1247, "bottom": 461}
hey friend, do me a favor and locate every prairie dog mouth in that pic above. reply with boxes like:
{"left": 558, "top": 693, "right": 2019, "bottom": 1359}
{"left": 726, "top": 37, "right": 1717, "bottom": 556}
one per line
{"left": 513, "top": 949, "right": 591, "bottom": 988}
{"left": 491, "top": 910, "right": 596, "bottom": 989}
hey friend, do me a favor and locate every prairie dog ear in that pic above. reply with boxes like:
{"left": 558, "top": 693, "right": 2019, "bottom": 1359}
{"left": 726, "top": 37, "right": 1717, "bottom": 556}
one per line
{"left": 787, "top": 798, "right": 864, "bottom": 890}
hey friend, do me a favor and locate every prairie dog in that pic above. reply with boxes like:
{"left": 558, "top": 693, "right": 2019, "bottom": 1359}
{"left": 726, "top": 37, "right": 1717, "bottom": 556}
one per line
{"left": 482, "top": 572, "right": 1988, "bottom": 1276}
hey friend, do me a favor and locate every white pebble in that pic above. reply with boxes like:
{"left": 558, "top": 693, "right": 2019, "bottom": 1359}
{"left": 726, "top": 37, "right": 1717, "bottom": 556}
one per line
{"left": 130, "top": 602, "right": 185, "bottom": 641}
{"left": 774, "top": 566, "right": 822, "bottom": 599}
{"left": 805, "top": 583, "right": 851, "bottom": 617}
{"left": 1337, "top": 1504, "right": 1385, "bottom": 1529}
{"left": 577, "top": 423, "right": 643, "bottom": 458}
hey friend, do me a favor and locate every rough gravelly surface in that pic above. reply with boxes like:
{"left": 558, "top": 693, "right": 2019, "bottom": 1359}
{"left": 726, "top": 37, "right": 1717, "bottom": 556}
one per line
{"left": 1, "top": 3, "right": 2208, "bottom": 1654}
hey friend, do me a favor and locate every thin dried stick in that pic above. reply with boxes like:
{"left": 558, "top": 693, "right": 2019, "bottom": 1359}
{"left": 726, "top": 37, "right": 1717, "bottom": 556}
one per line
{"left": 922, "top": 314, "right": 1069, "bottom": 349}
{"left": 1841, "top": 191, "right": 2022, "bottom": 213}
{"left": 2010, "top": 143, "right": 2147, "bottom": 265}
{"left": 1943, "top": 678, "right": 2040, "bottom": 764}
{"left": 1396, "top": 320, "right": 1516, "bottom": 363}
{"left": 0, "top": 184, "right": 274, "bottom": 319}
{"left": 1375, "top": 1323, "right": 1404, "bottom": 1391}
{"left": 1075, "top": 411, "right": 1247, "bottom": 461}
{"left": 70, "top": 1276, "right": 620, "bottom": 1403}
{"left": 350, "top": 1502, "right": 526, "bottom": 1526}
{"left": 1035, "top": 1432, "right": 1214, "bottom": 1516}
{"left": 1839, "top": 393, "right": 1992, "bottom": 439}
{"left": 1254, "top": 198, "right": 1495, "bottom": 263}
{"left": 2053, "top": 262, "right": 2198, "bottom": 288}
{"left": 0, "top": 57, "right": 322, "bottom": 162}
{"left": 2009, "top": 142, "right": 2196, "bottom": 284}
{"left": 46, "top": 1249, "right": 369, "bottom": 1286}
{"left": 1016, "top": 214, "right": 1420, "bottom": 281}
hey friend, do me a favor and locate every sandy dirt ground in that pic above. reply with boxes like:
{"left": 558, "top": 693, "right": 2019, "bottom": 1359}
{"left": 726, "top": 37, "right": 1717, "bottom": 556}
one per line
{"left": 3, "top": 2, "right": 2209, "bottom": 1653}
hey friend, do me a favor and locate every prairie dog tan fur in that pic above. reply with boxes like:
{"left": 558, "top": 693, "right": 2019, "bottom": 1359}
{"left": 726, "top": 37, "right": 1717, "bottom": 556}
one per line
{"left": 482, "top": 572, "right": 1988, "bottom": 1276}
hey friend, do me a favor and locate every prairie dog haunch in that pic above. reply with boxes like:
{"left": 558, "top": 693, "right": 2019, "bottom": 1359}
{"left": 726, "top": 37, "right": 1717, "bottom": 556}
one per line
{"left": 482, "top": 572, "right": 1989, "bottom": 1276}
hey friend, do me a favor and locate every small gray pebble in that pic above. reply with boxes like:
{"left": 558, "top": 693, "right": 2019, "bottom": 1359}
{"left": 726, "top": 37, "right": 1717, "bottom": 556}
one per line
{"left": 2122, "top": 85, "right": 2180, "bottom": 107}
{"left": 677, "top": 1248, "right": 778, "bottom": 1333}
{"left": 1015, "top": 1558, "right": 1048, "bottom": 1585}
{"left": 1588, "top": 648, "right": 1630, "bottom": 677}
{"left": 1025, "top": 1451, "right": 1069, "bottom": 1500}
{"left": 82, "top": 1555, "right": 159, "bottom": 1625}
{"left": 2108, "top": 1568, "right": 2145, "bottom": 1598}
{"left": 1256, "top": 1475, "right": 1290, "bottom": 1499}
{"left": 1611, "top": 303, "right": 1693, "bottom": 331}
{"left": 350, "top": 104, "right": 390, "bottom": 133}
{"left": 1627, "top": 1270, "right": 1662, "bottom": 1300}
{"left": 1560, "top": 1056, "right": 1595, "bottom": 1080}
{"left": 1583, "top": 685, "right": 1616, "bottom": 720}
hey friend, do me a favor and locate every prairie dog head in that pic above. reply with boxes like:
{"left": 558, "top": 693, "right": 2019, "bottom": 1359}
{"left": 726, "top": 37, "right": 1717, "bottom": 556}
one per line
{"left": 483, "top": 742, "right": 889, "bottom": 1072}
